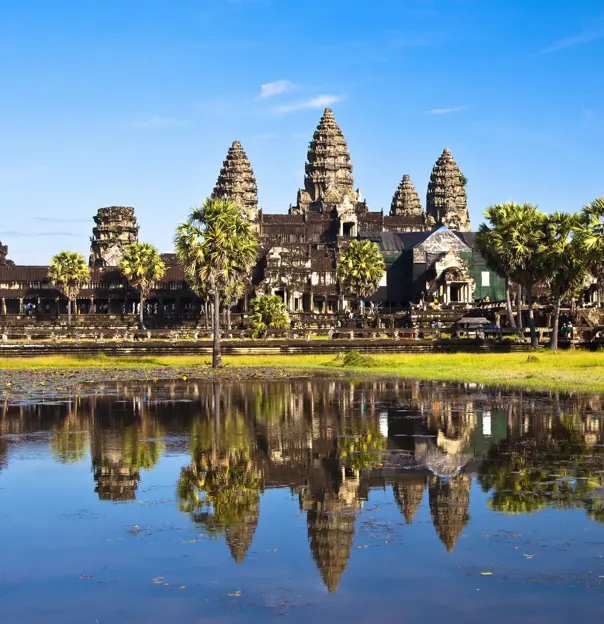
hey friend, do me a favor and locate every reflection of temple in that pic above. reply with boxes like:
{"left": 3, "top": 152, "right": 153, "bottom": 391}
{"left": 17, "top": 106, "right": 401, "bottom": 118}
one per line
{"left": 91, "top": 429, "right": 140, "bottom": 501}
{"left": 429, "top": 475, "right": 471, "bottom": 551}
{"left": 393, "top": 477, "right": 427, "bottom": 524}
{"left": 302, "top": 490, "right": 357, "bottom": 593}
{"left": 5, "top": 380, "right": 604, "bottom": 593}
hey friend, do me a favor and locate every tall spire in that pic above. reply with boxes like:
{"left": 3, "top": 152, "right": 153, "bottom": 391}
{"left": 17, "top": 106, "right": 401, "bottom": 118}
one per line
{"left": 429, "top": 475, "right": 470, "bottom": 552}
{"left": 390, "top": 174, "right": 423, "bottom": 217}
{"left": 426, "top": 148, "right": 470, "bottom": 231}
{"left": 393, "top": 477, "right": 427, "bottom": 524}
{"left": 304, "top": 108, "right": 354, "bottom": 204}
{"left": 212, "top": 141, "right": 258, "bottom": 221}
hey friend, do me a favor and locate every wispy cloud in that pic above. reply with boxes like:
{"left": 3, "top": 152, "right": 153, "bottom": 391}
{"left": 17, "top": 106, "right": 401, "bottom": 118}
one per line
{"left": 273, "top": 94, "right": 344, "bottom": 114}
{"left": 536, "top": 30, "right": 604, "bottom": 55}
{"left": 258, "top": 80, "right": 295, "bottom": 99}
{"left": 130, "top": 116, "right": 188, "bottom": 129}
{"left": 425, "top": 105, "right": 468, "bottom": 115}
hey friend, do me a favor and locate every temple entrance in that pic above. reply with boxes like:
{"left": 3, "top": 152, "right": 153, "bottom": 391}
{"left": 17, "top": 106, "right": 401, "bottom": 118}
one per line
{"left": 274, "top": 290, "right": 285, "bottom": 303}
{"left": 449, "top": 283, "right": 464, "bottom": 303}
{"left": 342, "top": 222, "right": 356, "bottom": 237}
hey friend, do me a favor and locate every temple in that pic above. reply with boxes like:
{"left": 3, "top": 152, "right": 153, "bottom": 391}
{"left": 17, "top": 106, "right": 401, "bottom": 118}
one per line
{"left": 0, "top": 107, "right": 506, "bottom": 325}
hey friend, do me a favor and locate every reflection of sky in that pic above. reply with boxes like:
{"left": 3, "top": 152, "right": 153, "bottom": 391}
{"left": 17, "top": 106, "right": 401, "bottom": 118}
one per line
{"left": 2, "top": 439, "right": 604, "bottom": 624}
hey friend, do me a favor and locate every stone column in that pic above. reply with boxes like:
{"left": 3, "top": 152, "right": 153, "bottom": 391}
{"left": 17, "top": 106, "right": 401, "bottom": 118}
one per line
{"left": 37, "top": 297, "right": 41, "bottom": 311}
{"left": 446, "top": 285, "right": 451, "bottom": 304}
{"left": 55, "top": 298, "right": 60, "bottom": 315}
{"left": 309, "top": 292, "right": 314, "bottom": 314}
{"left": 18, "top": 298, "right": 23, "bottom": 315}
{"left": 1, "top": 298, "right": 6, "bottom": 315}
{"left": 89, "top": 297, "right": 94, "bottom": 314}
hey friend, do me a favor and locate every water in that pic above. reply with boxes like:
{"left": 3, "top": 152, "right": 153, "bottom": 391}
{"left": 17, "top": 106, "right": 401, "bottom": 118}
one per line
{"left": 1, "top": 378, "right": 604, "bottom": 623}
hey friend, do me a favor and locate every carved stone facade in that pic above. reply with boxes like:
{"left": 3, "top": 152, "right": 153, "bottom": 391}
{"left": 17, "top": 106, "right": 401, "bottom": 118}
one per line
{"left": 426, "top": 148, "right": 470, "bottom": 232}
{"left": 89, "top": 207, "right": 139, "bottom": 268}
{"left": 0, "top": 241, "right": 11, "bottom": 266}
{"left": 0, "top": 107, "right": 488, "bottom": 319}
{"left": 391, "top": 174, "right": 423, "bottom": 217}
{"left": 212, "top": 140, "right": 259, "bottom": 222}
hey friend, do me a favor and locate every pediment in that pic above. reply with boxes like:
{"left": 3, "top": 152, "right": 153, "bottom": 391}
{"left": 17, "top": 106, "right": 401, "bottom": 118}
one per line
{"left": 415, "top": 226, "right": 471, "bottom": 254}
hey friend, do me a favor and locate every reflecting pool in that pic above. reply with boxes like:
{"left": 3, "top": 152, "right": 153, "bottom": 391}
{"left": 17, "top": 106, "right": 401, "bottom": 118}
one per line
{"left": 2, "top": 378, "right": 604, "bottom": 623}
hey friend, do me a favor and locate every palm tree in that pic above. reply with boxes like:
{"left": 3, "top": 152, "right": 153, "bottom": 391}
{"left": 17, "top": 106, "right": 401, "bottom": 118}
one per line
{"left": 119, "top": 242, "right": 166, "bottom": 325}
{"left": 174, "top": 198, "right": 258, "bottom": 368}
{"left": 540, "top": 212, "right": 586, "bottom": 350}
{"left": 249, "top": 294, "right": 290, "bottom": 338}
{"left": 575, "top": 197, "right": 604, "bottom": 285}
{"left": 48, "top": 251, "right": 91, "bottom": 327}
{"left": 476, "top": 203, "right": 518, "bottom": 330}
{"left": 479, "top": 203, "right": 545, "bottom": 347}
{"left": 223, "top": 281, "right": 244, "bottom": 331}
{"left": 337, "top": 240, "right": 385, "bottom": 309}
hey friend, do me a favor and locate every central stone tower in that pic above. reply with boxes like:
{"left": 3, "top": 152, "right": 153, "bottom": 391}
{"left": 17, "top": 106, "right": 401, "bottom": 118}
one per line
{"left": 293, "top": 108, "right": 362, "bottom": 213}
{"left": 212, "top": 141, "right": 258, "bottom": 222}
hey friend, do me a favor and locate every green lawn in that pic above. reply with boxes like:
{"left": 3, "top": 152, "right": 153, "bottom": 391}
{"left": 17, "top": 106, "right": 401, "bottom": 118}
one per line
{"left": 1, "top": 351, "right": 604, "bottom": 392}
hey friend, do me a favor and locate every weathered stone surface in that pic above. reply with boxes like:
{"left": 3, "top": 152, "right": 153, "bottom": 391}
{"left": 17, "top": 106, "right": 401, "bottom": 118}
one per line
{"left": 89, "top": 206, "right": 139, "bottom": 268}
{"left": 390, "top": 174, "right": 423, "bottom": 217}
{"left": 302, "top": 108, "right": 355, "bottom": 208}
{"left": 212, "top": 141, "right": 258, "bottom": 221}
{"left": 426, "top": 148, "right": 470, "bottom": 232}
{"left": 0, "top": 241, "right": 11, "bottom": 266}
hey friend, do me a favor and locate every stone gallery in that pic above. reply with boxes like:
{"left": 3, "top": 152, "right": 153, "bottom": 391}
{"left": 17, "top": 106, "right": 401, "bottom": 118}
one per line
{"left": 0, "top": 108, "right": 502, "bottom": 321}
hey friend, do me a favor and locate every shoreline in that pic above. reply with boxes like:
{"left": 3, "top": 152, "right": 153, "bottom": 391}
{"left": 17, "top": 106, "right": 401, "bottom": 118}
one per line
{"left": 0, "top": 351, "right": 603, "bottom": 396}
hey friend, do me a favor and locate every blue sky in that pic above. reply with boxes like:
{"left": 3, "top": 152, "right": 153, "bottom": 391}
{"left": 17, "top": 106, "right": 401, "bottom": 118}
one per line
{"left": 0, "top": 0, "right": 603, "bottom": 264}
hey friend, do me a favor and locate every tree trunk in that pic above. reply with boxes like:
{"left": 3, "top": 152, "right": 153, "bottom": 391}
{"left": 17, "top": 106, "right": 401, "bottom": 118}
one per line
{"left": 213, "top": 290, "right": 222, "bottom": 368}
{"left": 516, "top": 284, "right": 523, "bottom": 330}
{"left": 526, "top": 284, "right": 538, "bottom": 348}
{"left": 550, "top": 295, "right": 561, "bottom": 351}
{"left": 505, "top": 280, "right": 516, "bottom": 330}
{"left": 227, "top": 307, "right": 232, "bottom": 331}
{"left": 67, "top": 298, "right": 72, "bottom": 328}
{"left": 222, "top": 305, "right": 227, "bottom": 329}
{"left": 204, "top": 301, "right": 208, "bottom": 330}
{"left": 139, "top": 294, "right": 144, "bottom": 325}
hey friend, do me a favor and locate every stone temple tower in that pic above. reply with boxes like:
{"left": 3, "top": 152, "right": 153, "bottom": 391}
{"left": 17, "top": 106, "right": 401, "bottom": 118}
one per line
{"left": 212, "top": 141, "right": 258, "bottom": 222}
{"left": 426, "top": 148, "right": 470, "bottom": 232}
{"left": 390, "top": 174, "right": 423, "bottom": 217}
{"left": 89, "top": 207, "right": 139, "bottom": 268}
{"left": 294, "top": 108, "right": 358, "bottom": 212}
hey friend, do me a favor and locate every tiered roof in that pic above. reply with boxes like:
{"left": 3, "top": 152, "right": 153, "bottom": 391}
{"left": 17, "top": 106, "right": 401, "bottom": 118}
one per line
{"left": 212, "top": 141, "right": 258, "bottom": 221}
{"left": 390, "top": 174, "right": 423, "bottom": 216}
{"left": 426, "top": 148, "right": 470, "bottom": 232}
{"left": 304, "top": 108, "right": 354, "bottom": 204}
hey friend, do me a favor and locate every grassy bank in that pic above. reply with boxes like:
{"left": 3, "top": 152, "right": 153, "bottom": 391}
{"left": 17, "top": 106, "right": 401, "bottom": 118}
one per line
{"left": 1, "top": 351, "right": 604, "bottom": 393}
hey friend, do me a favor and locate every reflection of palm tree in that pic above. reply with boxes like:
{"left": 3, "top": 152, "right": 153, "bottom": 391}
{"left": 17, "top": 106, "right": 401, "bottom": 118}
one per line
{"left": 478, "top": 412, "right": 604, "bottom": 520}
{"left": 393, "top": 477, "right": 427, "bottom": 524}
{"left": 429, "top": 475, "right": 471, "bottom": 552}
{"left": 338, "top": 416, "right": 386, "bottom": 472}
{"left": 50, "top": 417, "right": 89, "bottom": 464}
{"left": 177, "top": 385, "right": 263, "bottom": 564}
